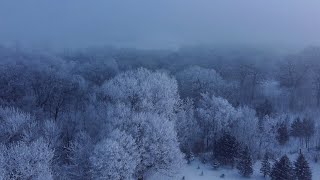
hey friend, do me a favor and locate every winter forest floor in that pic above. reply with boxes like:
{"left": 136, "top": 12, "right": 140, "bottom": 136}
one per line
{"left": 150, "top": 157, "right": 320, "bottom": 180}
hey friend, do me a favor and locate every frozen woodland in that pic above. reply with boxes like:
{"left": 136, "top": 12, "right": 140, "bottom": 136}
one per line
{"left": 2, "top": 0, "right": 320, "bottom": 179}
{"left": 0, "top": 46, "right": 320, "bottom": 180}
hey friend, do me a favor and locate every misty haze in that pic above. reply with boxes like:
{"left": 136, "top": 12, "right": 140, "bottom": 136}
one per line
{"left": 1, "top": 1, "right": 320, "bottom": 180}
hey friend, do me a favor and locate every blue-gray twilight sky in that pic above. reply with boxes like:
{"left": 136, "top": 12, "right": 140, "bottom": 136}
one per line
{"left": 0, "top": 0, "right": 319, "bottom": 49}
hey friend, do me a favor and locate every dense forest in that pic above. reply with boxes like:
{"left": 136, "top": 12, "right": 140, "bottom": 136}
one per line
{"left": 1, "top": 45, "right": 320, "bottom": 179}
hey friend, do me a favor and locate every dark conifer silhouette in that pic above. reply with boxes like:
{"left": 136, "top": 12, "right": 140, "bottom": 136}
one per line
{"left": 294, "top": 152, "right": 312, "bottom": 180}
{"left": 237, "top": 146, "right": 253, "bottom": 177}
{"left": 260, "top": 152, "right": 271, "bottom": 178}
{"left": 270, "top": 155, "right": 293, "bottom": 180}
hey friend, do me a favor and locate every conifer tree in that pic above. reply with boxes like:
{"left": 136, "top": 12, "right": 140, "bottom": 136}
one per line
{"left": 260, "top": 152, "right": 271, "bottom": 178}
{"left": 291, "top": 117, "right": 315, "bottom": 149}
{"left": 270, "top": 155, "right": 293, "bottom": 180}
{"left": 236, "top": 146, "right": 253, "bottom": 177}
{"left": 276, "top": 123, "right": 289, "bottom": 145}
{"left": 291, "top": 117, "right": 304, "bottom": 145}
{"left": 294, "top": 153, "right": 312, "bottom": 180}
{"left": 213, "top": 133, "right": 240, "bottom": 167}
{"left": 302, "top": 118, "right": 315, "bottom": 149}
{"left": 291, "top": 117, "right": 303, "bottom": 137}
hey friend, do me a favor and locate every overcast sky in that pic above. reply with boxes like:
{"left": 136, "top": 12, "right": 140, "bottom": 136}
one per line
{"left": 0, "top": 0, "right": 319, "bottom": 49}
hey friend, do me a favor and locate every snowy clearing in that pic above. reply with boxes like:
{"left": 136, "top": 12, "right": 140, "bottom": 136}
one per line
{"left": 149, "top": 158, "right": 320, "bottom": 180}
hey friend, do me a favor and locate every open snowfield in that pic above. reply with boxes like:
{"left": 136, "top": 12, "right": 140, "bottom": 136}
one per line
{"left": 149, "top": 158, "right": 320, "bottom": 180}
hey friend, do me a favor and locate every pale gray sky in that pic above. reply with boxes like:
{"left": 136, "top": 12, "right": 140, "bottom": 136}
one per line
{"left": 0, "top": 0, "right": 319, "bottom": 49}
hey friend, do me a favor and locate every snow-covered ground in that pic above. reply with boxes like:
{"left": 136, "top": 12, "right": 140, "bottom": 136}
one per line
{"left": 149, "top": 157, "right": 320, "bottom": 180}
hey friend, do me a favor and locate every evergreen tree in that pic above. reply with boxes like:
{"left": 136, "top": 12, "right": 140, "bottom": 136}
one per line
{"left": 213, "top": 133, "right": 240, "bottom": 167}
{"left": 291, "top": 117, "right": 303, "bottom": 145}
{"left": 236, "top": 146, "right": 253, "bottom": 177}
{"left": 270, "top": 155, "right": 294, "bottom": 180}
{"left": 291, "top": 117, "right": 303, "bottom": 137}
{"left": 294, "top": 153, "right": 312, "bottom": 180}
{"left": 291, "top": 117, "right": 315, "bottom": 149}
{"left": 260, "top": 152, "right": 271, "bottom": 178}
{"left": 276, "top": 123, "right": 289, "bottom": 145}
{"left": 302, "top": 118, "right": 315, "bottom": 149}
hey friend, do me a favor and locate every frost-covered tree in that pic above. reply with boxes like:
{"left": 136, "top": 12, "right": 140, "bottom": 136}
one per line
{"left": 256, "top": 115, "right": 277, "bottom": 158}
{"left": 102, "top": 68, "right": 184, "bottom": 177}
{"left": 71, "top": 56, "right": 119, "bottom": 86}
{"left": 237, "top": 146, "right": 253, "bottom": 177}
{"left": 197, "top": 93, "right": 237, "bottom": 150}
{"left": 90, "top": 130, "right": 139, "bottom": 180}
{"left": 176, "top": 98, "right": 201, "bottom": 157}
{"left": 108, "top": 129, "right": 140, "bottom": 162}
{"left": 176, "top": 66, "right": 225, "bottom": 100}
{"left": 4, "top": 138, "right": 54, "bottom": 180}
{"left": 260, "top": 152, "right": 271, "bottom": 178}
{"left": 67, "top": 131, "right": 93, "bottom": 180}
{"left": 127, "top": 113, "right": 184, "bottom": 178}
{"left": 294, "top": 152, "right": 312, "bottom": 180}
{"left": 0, "top": 145, "right": 5, "bottom": 180}
{"left": 232, "top": 106, "right": 259, "bottom": 156}
{"left": 104, "top": 104, "right": 184, "bottom": 177}
{"left": 102, "top": 68, "right": 179, "bottom": 119}
{"left": 91, "top": 139, "right": 134, "bottom": 180}
{"left": 0, "top": 107, "right": 34, "bottom": 144}
{"left": 31, "top": 72, "right": 83, "bottom": 120}
{"left": 42, "top": 120, "right": 61, "bottom": 149}
{"left": 102, "top": 106, "right": 184, "bottom": 177}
